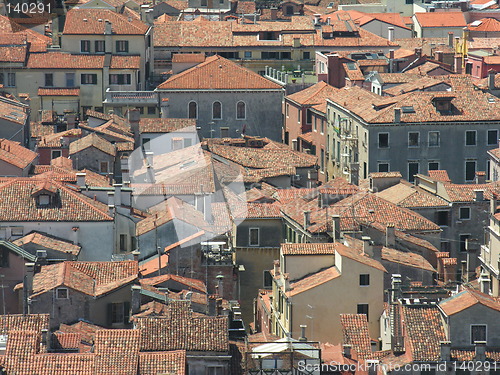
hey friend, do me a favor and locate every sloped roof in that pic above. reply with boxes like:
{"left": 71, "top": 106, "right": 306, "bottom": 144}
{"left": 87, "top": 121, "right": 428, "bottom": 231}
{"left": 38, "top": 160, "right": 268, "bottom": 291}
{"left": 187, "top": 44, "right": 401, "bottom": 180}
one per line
{"left": 0, "top": 314, "right": 50, "bottom": 335}
{"left": 281, "top": 242, "right": 336, "bottom": 255}
{"left": 287, "top": 266, "right": 341, "bottom": 297}
{"left": 157, "top": 55, "right": 282, "bottom": 90}
{"left": 27, "top": 53, "right": 105, "bottom": 69}
{"left": 335, "top": 242, "right": 387, "bottom": 272}
{"left": 140, "top": 273, "right": 206, "bottom": 293}
{"left": 0, "top": 138, "right": 37, "bottom": 169}
{"left": 69, "top": 133, "right": 116, "bottom": 156}
{"left": 139, "top": 118, "right": 196, "bottom": 133}
{"left": 414, "top": 12, "right": 466, "bottom": 28}
{"left": 468, "top": 17, "right": 500, "bottom": 32}
{"left": 287, "top": 81, "right": 339, "bottom": 106}
{"left": 340, "top": 314, "right": 372, "bottom": 360}
{"left": 30, "top": 261, "right": 138, "bottom": 298}
{"left": 13, "top": 231, "right": 81, "bottom": 256}
{"left": 377, "top": 181, "right": 449, "bottom": 208}
{"left": 439, "top": 288, "right": 500, "bottom": 316}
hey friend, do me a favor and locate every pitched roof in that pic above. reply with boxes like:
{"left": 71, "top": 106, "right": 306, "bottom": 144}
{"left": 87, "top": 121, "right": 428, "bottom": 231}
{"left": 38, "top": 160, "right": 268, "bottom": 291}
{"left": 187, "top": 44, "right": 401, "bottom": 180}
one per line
{"left": 0, "top": 178, "right": 113, "bottom": 222}
{"left": 442, "top": 182, "right": 500, "bottom": 202}
{"left": 376, "top": 181, "right": 449, "bottom": 208}
{"left": 340, "top": 314, "right": 372, "bottom": 360}
{"left": 13, "top": 231, "right": 81, "bottom": 256}
{"left": 0, "top": 99, "right": 28, "bottom": 125}
{"left": 286, "top": 81, "right": 339, "bottom": 106}
{"left": 69, "top": 133, "right": 116, "bottom": 156}
{"left": 38, "top": 88, "right": 80, "bottom": 96}
{"left": 414, "top": 12, "right": 466, "bottom": 28}
{"left": 0, "top": 314, "right": 50, "bottom": 335}
{"left": 140, "top": 273, "right": 207, "bottom": 293}
{"left": 335, "top": 242, "right": 387, "bottom": 272}
{"left": 381, "top": 247, "right": 436, "bottom": 272}
{"left": 281, "top": 242, "right": 336, "bottom": 256}
{"left": 439, "top": 288, "right": 500, "bottom": 316}
{"left": 0, "top": 138, "right": 37, "bottom": 169}
{"left": 30, "top": 261, "right": 138, "bottom": 297}
{"left": 468, "top": 17, "right": 500, "bottom": 32}
{"left": 428, "top": 170, "right": 451, "bottom": 183}
{"left": 27, "top": 52, "right": 105, "bottom": 69}
{"left": 139, "top": 118, "right": 196, "bottom": 133}
{"left": 157, "top": 55, "right": 282, "bottom": 90}
{"left": 287, "top": 266, "right": 341, "bottom": 297}
{"left": 63, "top": 8, "right": 149, "bottom": 35}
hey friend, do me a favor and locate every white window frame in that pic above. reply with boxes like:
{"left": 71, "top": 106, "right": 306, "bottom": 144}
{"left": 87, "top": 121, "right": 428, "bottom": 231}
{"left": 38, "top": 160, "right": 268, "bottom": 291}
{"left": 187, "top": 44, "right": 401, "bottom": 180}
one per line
{"left": 378, "top": 132, "right": 389, "bottom": 149}
{"left": 465, "top": 130, "right": 477, "bottom": 146}
{"left": 408, "top": 131, "right": 420, "bottom": 148}
{"left": 459, "top": 207, "right": 471, "bottom": 220}
{"left": 100, "top": 161, "right": 109, "bottom": 174}
{"left": 249, "top": 227, "right": 260, "bottom": 246}
{"left": 359, "top": 274, "right": 370, "bottom": 287}
{"left": 428, "top": 131, "right": 440, "bottom": 147}
{"left": 56, "top": 287, "right": 69, "bottom": 299}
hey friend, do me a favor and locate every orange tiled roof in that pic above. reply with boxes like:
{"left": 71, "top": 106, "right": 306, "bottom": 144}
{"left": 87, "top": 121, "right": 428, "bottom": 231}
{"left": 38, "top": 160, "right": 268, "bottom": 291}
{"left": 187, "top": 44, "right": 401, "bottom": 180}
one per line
{"left": 172, "top": 53, "right": 206, "bottom": 63}
{"left": 439, "top": 288, "right": 500, "bottom": 316}
{"left": 335, "top": 242, "right": 387, "bottom": 272}
{"left": 111, "top": 55, "right": 141, "bottom": 70}
{"left": 286, "top": 81, "right": 339, "bottom": 106}
{"left": 140, "top": 273, "right": 206, "bottom": 293}
{"left": 381, "top": 247, "right": 436, "bottom": 272}
{"left": 0, "top": 45, "right": 27, "bottom": 63}
{"left": 58, "top": 321, "right": 104, "bottom": 345}
{"left": 469, "top": 17, "right": 500, "bottom": 31}
{"left": 38, "top": 129, "right": 82, "bottom": 148}
{"left": 139, "top": 118, "right": 196, "bottom": 133}
{"left": 0, "top": 138, "right": 37, "bottom": 169}
{"left": 281, "top": 242, "right": 336, "bottom": 255}
{"left": 0, "top": 177, "right": 113, "bottom": 221}
{"left": 287, "top": 266, "right": 341, "bottom": 297}
{"left": 340, "top": 314, "right": 373, "bottom": 360}
{"left": 63, "top": 9, "right": 149, "bottom": 35}
{"left": 414, "top": 12, "right": 466, "bottom": 28}
{"left": 442, "top": 182, "right": 500, "bottom": 202}
{"left": 0, "top": 314, "right": 49, "bottom": 335}
{"left": 377, "top": 181, "right": 449, "bottom": 208}
{"left": 31, "top": 260, "right": 138, "bottom": 298}
{"left": 69, "top": 133, "right": 116, "bottom": 156}
{"left": 38, "top": 88, "right": 80, "bottom": 96}
{"left": 13, "top": 231, "right": 81, "bottom": 256}
{"left": 27, "top": 52, "right": 105, "bottom": 69}
{"left": 157, "top": 55, "right": 282, "bottom": 90}
{"left": 428, "top": 169, "right": 451, "bottom": 182}
{"left": 0, "top": 100, "right": 27, "bottom": 125}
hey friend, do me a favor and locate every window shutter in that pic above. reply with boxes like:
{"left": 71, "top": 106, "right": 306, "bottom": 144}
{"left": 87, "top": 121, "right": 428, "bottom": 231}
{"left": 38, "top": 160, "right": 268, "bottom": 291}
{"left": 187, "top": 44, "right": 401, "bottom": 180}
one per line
{"left": 123, "top": 301, "right": 131, "bottom": 324}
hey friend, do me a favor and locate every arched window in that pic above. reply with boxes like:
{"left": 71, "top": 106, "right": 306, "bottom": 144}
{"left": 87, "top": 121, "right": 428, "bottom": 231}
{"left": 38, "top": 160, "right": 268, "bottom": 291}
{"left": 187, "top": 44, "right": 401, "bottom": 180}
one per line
{"left": 212, "top": 101, "right": 222, "bottom": 120}
{"left": 188, "top": 101, "right": 197, "bottom": 119}
{"left": 236, "top": 101, "right": 246, "bottom": 120}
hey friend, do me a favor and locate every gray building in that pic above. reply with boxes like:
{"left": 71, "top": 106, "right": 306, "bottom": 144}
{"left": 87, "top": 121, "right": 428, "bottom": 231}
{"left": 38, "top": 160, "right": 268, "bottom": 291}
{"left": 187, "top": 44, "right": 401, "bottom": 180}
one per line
{"left": 325, "top": 81, "right": 500, "bottom": 184}
{"left": 156, "top": 55, "right": 284, "bottom": 141}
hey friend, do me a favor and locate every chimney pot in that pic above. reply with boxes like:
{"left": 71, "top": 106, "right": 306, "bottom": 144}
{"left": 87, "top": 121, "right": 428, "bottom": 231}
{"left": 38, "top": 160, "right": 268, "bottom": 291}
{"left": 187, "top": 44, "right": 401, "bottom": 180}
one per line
{"left": 388, "top": 26, "right": 394, "bottom": 42}
{"left": 394, "top": 108, "right": 401, "bottom": 123}
{"left": 488, "top": 69, "right": 496, "bottom": 91}
{"left": 440, "top": 341, "right": 451, "bottom": 361}
{"left": 343, "top": 344, "right": 352, "bottom": 358}
{"left": 386, "top": 223, "right": 395, "bottom": 247}
{"left": 299, "top": 325, "right": 307, "bottom": 341}
{"left": 304, "top": 210, "right": 311, "bottom": 228}
{"left": 332, "top": 215, "right": 341, "bottom": 242}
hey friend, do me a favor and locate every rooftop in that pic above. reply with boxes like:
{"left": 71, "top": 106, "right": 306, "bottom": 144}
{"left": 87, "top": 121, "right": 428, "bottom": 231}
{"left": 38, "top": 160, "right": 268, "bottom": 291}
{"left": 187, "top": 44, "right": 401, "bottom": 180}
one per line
{"left": 13, "top": 231, "right": 81, "bottom": 256}
{"left": 0, "top": 138, "right": 37, "bottom": 170}
{"left": 414, "top": 11, "right": 466, "bottom": 28}
{"left": 439, "top": 288, "right": 500, "bottom": 316}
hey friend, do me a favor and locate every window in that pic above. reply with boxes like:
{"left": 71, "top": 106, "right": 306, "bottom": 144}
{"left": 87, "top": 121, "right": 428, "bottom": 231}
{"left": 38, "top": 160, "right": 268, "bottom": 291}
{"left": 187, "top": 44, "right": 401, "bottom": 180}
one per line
{"left": 297, "top": 108, "right": 301, "bottom": 124}
{"left": 236, "top": 101, "right": 246, "bottom": 119}
{"left": 320, "top": 149, "right": 324, "bottom": 171}
{"left": 0, "top": 247, "right": 8, "bottom": 268}
{"left": 207, "top": 368, "right": 224, "bottom": 375}
{"left": 428, "top": 161, "right": 439, "bottom": 171}
{"left": 212, "top": 101, "right": 222, "bottom": 120}
{"left": 188, "top": 101, "right": 197, "bottom": 119}
{"left": 119, "top": 234, "right": 128, "bottom": 252}
{"left": 471, "top": 325, "right": 487, "bottom": 345}
{"left": 201, "top": 0, "right": 207, "bottom": 6}
{"left": 303, "top": 51, "right": 310, "bottom": 60}
{"left": 172, "top": 138, "right": 183, "bottom": 151}
{"left": 306, "top": 109, "right": 312, "bottom": 124}
{"left": 95, "top": 40, "right": 105, "bottom": 53}
{"left": 81, "top": 74, "right": 97, "bottom": 84}
{"left": 488, "top": 129, "right": 498, "bottom": 145}
{"left": 263, "top": 270, "right": 273, "bottom": 288}
{"left": 320, "top": 120, "right": 324, "bottom": 134}
{"left": 459, "top": 207, "right": 471, "bottom": 220}
{"left": 244, "top": 51, "right": 252, "bottom": 59}
{"left": 109, "top": 302, "right": 130, "bottom": 325}
{"left": 465, "top": 130, "right": 476, "bottom": 146}
{"left": 100, "top": 161, "right": 109, "bottom": 173}
{"left": 116, "top": 40, "right": 129, "bottom": 53}
{"left": 408, "top": 132, "right": 419, "bottom": 147}
{"left": 220, "top": 127, "right": 229, "bottom": 138}
{"left": 378, "top": 133, "right": 389, "bottom": 148}
{"left": 378, "top": 163, "right": 389, "bottom": 172}
{"left": 11, "top": 227, "right": 23, "bottom": 237}
{"left": 360, "top": 274, "right": 370, "bottom": 286}
{"left": 80, "top": 40, "right": 90, "bottom": 53}
{"left": 51, "top": 150, "right": 62, "bottom": 159}
{"left": 147, "top": 106, "right": 156, "bottom": 115}
{"left": 109, "top": 74, "right": 131, "bottom": 85}
{"left": 56, "top": 288, "right": 68, "bottom": 299}
{"left": 0, "top": 73, "right": 15, "bottom": 87}
{"left": 44, "top": 73, "right": 54, "bottom": 87}
{"left": 286, "top": 104, "right": 289, "bottom": 118}
{"left": 285, "top": 5, "right": 294, "bottom": 15}
{"left": 249, "top": 228, "right": 259, "bottom": 246}
{"left": 66, "top": 73, "right": 75, "bottom": 87}
{"left": 465, "top": 160, "right": 476, "bottom": 181}
{"left": 408, "top": 162, "right": 419, "bottom": 183}
{"left": 459, "top": 234, "right": 471, "bottom": 252}
{"left": 436, "top": 211, "right": 449, "bottom": 226}
{"left": 357, "top": 303, "right": 369, "bottom": 317}
{"left": 428, "top": 131, "right": 440, "bottom": 147}
{"left": 142, "top": 137, "right": 150, "bottom": 150}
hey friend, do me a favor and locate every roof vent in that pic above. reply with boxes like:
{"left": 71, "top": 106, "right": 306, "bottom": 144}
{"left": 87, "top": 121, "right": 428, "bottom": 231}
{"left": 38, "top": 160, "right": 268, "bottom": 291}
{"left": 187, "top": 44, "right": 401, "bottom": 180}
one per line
{"left": 83, "top": 18, "right": 88, "bottom": 22}
{"left": 98, "top": 19, "right": 103, "bottom": 22}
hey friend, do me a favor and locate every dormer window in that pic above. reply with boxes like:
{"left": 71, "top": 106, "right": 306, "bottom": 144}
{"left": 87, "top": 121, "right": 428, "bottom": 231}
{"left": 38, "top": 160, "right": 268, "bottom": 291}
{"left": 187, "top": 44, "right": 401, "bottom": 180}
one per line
{"left": 32, "top": 182, "right": 58, "bottom": 207}
{"left": 432, "top": 96, "right": 455, "bottom": 115}
{"left": 259, "top": 31, "right": 279, "bottom": 40}
{"left": 39, "top": 194, "right": 50, "bottom": 206}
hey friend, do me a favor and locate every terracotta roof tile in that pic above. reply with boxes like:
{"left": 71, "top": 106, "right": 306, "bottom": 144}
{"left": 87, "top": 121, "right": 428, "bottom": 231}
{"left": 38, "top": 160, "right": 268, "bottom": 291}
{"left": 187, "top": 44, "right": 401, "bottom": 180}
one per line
{"left": 27, "top": 52, "right": 105, "bottom": 69}
{"left": 0, "top": 138, "right": 37, "bottom": 169}
{"left": 69, "top": 133, "right": 116, "bottom": 156}
{"left": 0, "top": 314, "right": 50, "bottom": 335}
{"left": 13, "top": 231, "right": 81, "bottom": 256}
{"left": 287, "top": 81, "right": 339, "bottom": 106}
{"left": 139, "top": 118, "right": 196, "bottom": 133}
{"left": 38, "top": 129, "right": 82, "bottom": 148}
{"left": 428, "top": 169, "right": 451, "bottom": 182}
{"left": 335, "top": 242, "right": 387, "bottom": 272}
{"left": 443, "top": 181, "right": 500, "bottom": 202}
{"left": 340, "top": 314, "right": 372, "bottom": 360}
{"left": 281, "top": 242, "right": 336, "bottom": 255}
{"left": 0, "top": 45, "right": 27, "bottom": 63}
{"left": 58, "top": 321, "right": 104, "bottom": 345}
{"left": 381, "top": 247, "right": 436, "bottom": 272}
{"left": 172, "top": 53, "right": 206, "bottom": 63}
{"left": 414, "top": 12, "right": 466, "bottom": 28}
{"left": 0, "top": 100, "right": 28, "bottom": 125}
{"left": 286, "top": 266, "right": 341, "bottom": 297}
{"left": 94, "top": 329, "right": 141, "bottom": 375}
{"left": 157, "top": 55, "right": 282, "bottom": 90}
{"left": 110, "top": 55, "right": 141, "bottom": 70}
{"left": 369, "top": 172, "right": 402, "bottom": 178}
{"left": 138, "top": 351, "right": 186, "bottom": 375}
{"left": 31, "top": 260, "right": 138, "bottom": 297}
{"left": 140, "top": 273, "right": 206, "bottom": 293}
{"left": 439, "top": 288, "right": 500, "bottom": 316}
{"left": 38, "top": 88, "right": 80, "bottom": 96}
{"left": 451, "top": 349, "right": 500, "bottom": 362}
{"left": 64, "top": 9, "right": 149, "bottom": 35}
{"left": 377, "top": 181, "right": 449, "bottom": 208}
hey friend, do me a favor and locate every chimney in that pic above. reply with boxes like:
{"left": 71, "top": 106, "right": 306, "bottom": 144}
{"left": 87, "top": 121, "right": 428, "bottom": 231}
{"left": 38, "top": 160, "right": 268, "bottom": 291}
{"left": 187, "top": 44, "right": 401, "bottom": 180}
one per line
{"left": 24, "top": 262, "right": 35, "bottom": 314}
{"left": 440, "top": 341, "right": 451, "bottom": 361}
{"left": 414, "top": 47, "right": 422, "bottom": 58}
{"left": 131, "top": 285, "right": 141, "bottom": 315}
{"left": 434, "top": 50, "right": 443, "bottom": 63}
{"left": 66, "top": 113, "right": 77, "bottom": 129}
{"left": 299, "top": 325, "right": 307, "bottom": 341}
{"left": 208, "top": 295, "right": 217, "bottom": 316}
{"left": 362, "top": 236, "right": 373, "bottom": 257}
{"left": 216, "top": 274, "right": 224, "bottom": 298}
{"left": 105, "top": 20, "right": 112, "bottom": 35}
{"left": 203, "top": 194, "right": 213, "bottom": 223}
{"left": 388, "top": 26, "right": 394, "bottom": 42}
{"left": 107, "top": 191, "right": 115, "bottom": 216}
{"left": 304, "top": 211, "right": 311, "bottom": 228}
{"left": 332, "top": 215, "right": 341, "bottom": 242}
{"left": 273, "top": 260, "right": 280, "bottom": 276}
{"left": 132, "top": 250, "right": 140, "bottom": 261}
{"left": 41, "top": 328, "right": 50, "bottom": 352}
{"left": 76, "top": 172, "right": 86, "bottom": 189}
{"left": 479, "top": 273, "right": 490, "bottom": 295}
{"left": 389, "top": 49, "right": 395, "bottom": 73}
{"left": 488, "top": 69, "right": 496, "bottom": 91}
{"left": 448, "top": 32, "right": 454, "bottom": 47}
{"left": 491, "top": 194, "right": 498, "bottom": 215}
{"left": 314, "top": 13, "right": 321, "bottom": 26}
{"left": 216, "top": 297, "right": 223, "bottom": 316}
{"left": 127, "top": 108, "right": 141, "bottom": 146}
{"left": 454, "top": 53, "right": 462, "bottom": 74}
{"left": 113, "top": 184, "right": 122, "bottom": 207}
{"left": 394, "top": 108, "right": 401, "bottom": 123}
{"left": 121, "top": 156, "right": 130, "bottom": 187}
{"left": 386, "top": 224, "right": 395, "bottom": 247}
{"left": 343, "top": 344, "right": 352, "bottom": 358}
{"left": 475, "top": 341, "right": 487, "bottom": 361}
{"left": 270, "top": 6, "right": 278, "bottom": 20}
{"left": 283, "top": 273, "right": 290, "bottom": 292}
{"left": 327, "top": 17, "right": 331, "bottom": 25}
{"left": 391, "top": 274, "right": 401, "bottom": 303}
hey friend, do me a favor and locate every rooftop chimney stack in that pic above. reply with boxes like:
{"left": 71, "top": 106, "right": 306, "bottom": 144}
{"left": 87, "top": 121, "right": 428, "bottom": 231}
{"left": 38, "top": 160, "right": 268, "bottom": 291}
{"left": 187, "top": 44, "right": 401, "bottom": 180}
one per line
{"left": 394, "top": 108, "right": 401, "bottom": 123}
{"left": 386, "top": 223, "right": 395, "bottom": 247}
{"left": 332, "top": 215, "right": 341, "bottom": 242}
{"left": 314, "top": 13, "right": 321, "bottom": 26}
{"left": 440, "top": 341, "right": 451, "bottom": 361}
{"left": 299, "top": 325, "right": 307, "bottom": 341}
{"left": 76, "top": 172, "right": 86, "bottom": 189}
{"left": 488, "top": 69, "right": 496, "bottom": 91}
{"left": 113, "top": 183, "right": 122, "bottom": 207}
{"left": 343, "top": 344, "right": 352, "bottom": 358}
{"left": 391, "top": 274, "right": 401, "bottom": 303}
{"left": 388, "top": 27, "right": 394, "bottom": 42}
{"left": 24, "top": 262, "right": 35, "bottom": 314}
{"left": 131, "top": 285, "right": 141, "bottom": 315}
{"left": 304, "top": 211, "right": 311, "bottom": 229}
{"left": 454, "top": 53, "right": 462, "bottom": 74}
{"left": 491, "top": 194, "right": 498, "bottom": 215}
{"left": 270, "top": 6, "right": 278, "bottom": 20}
{"left": 362, "top": 236, "right": 373, "bottom": 257}
{"left": 127, "top": 108, "right": 141, "bottom": 146}
{"left": 474, "top": 341, "right": 487, "bottom": 361}
{"left": 479, "top": 273, "right": 491, "bottom": 295}
{"left": 273, "top": 260, "right": 280, "bottom": 276}
{"left": 448, "top": 32, "right": 454, "bottom": 47}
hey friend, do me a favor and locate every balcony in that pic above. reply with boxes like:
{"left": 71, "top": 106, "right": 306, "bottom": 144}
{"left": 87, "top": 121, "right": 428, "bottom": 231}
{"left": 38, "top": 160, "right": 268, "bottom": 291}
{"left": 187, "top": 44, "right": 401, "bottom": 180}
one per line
{"left": 103, "top": 88, "right": 159, "bottom": 105}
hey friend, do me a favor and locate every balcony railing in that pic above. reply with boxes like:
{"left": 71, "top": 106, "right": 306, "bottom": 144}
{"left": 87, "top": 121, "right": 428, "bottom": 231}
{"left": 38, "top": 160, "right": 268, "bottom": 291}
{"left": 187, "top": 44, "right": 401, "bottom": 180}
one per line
{"left": 103, "top": 88, "right": 159, "bottom": 105}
